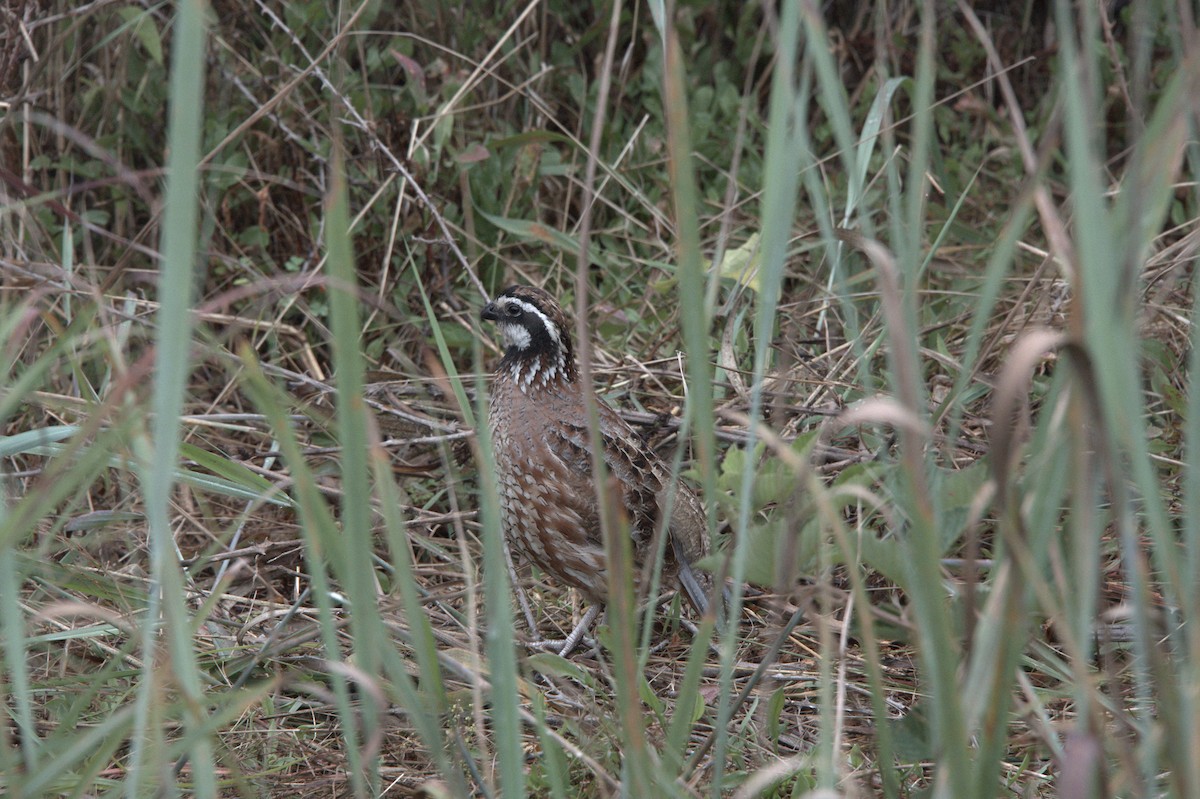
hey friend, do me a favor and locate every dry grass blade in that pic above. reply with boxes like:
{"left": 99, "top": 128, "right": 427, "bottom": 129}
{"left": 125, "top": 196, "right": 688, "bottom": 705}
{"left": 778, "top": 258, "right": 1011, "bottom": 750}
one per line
{"left": 987, "top": 329, "right": 1073, "bottom": 507}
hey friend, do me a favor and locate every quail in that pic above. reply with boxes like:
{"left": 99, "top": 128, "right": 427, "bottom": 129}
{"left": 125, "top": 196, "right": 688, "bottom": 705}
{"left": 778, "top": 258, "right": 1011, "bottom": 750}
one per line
{"left": 480, "top": 284, "right": 715, "bottom": 654}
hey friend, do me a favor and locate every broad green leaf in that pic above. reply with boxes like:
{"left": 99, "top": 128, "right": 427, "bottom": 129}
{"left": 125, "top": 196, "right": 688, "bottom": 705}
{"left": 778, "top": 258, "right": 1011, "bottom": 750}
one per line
{"left": 709, "top": 232, "right": 762, "bottom": 293}
{"left": 477, "top": 210, "right": 601, "bottom": 262}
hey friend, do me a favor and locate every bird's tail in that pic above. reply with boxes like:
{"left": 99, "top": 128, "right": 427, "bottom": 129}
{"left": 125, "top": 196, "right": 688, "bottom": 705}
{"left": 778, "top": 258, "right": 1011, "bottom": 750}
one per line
{"left": 671, "top": 536, "right": 728, "bottom": 627}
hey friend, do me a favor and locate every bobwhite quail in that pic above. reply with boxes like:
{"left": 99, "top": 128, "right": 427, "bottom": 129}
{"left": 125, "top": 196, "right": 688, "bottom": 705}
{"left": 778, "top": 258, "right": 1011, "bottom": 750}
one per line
{"left": 480, "top": 284, "right": 715, "bottom": 654}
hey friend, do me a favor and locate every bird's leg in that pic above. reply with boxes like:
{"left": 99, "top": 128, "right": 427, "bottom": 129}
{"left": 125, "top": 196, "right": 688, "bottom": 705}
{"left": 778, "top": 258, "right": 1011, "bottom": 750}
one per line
{"left": 558, "top": 604, "right": 602, "bottom": 657}
{"left": 503, "top": 539, "right": 540, "bottom": 636}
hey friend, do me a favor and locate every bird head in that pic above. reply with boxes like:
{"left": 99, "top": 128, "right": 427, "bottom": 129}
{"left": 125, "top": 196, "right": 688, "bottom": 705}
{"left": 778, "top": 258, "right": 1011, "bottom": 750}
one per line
{"left": 481, "top": 285, "right": 578, "bottom": 387}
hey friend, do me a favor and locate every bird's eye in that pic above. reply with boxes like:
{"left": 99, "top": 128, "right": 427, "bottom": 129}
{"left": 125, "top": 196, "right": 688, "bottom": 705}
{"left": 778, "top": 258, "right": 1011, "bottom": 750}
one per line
{"left": 505, "top": 304, "right": 522, "bottom": 318}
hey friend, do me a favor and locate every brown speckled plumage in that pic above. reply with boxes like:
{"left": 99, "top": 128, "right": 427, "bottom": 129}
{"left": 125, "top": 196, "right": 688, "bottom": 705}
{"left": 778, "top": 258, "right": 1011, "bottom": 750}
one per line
{"left": 481, "top": 285, "right": 713, "bottom": 618}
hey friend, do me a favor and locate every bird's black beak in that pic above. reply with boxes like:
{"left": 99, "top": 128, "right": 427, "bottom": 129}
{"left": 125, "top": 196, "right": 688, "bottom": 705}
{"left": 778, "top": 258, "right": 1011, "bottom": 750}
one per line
{"left": 481, "top": 301, "right": 499, "bottom": 322}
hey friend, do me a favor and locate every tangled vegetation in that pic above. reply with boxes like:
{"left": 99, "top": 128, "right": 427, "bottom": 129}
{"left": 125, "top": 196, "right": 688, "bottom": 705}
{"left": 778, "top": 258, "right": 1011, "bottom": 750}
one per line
{"left": 1, "top": 1, "right": 1196, "bottom": 797}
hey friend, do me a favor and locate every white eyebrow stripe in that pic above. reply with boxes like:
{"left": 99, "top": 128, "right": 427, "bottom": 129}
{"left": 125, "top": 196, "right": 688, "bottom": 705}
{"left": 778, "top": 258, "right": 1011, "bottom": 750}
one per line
{"left": 507, "top": 298, "right": 560, "bottom": 345}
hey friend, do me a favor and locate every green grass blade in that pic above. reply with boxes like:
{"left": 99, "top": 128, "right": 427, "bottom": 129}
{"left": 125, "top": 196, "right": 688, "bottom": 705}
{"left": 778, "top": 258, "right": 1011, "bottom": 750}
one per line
{"left": 325, "top": 143, "right": 382, "bottom": 797}
{"left": 710, "top": 0, "right": 804, "bottom": 790}
{"left": 236, "top": 348, "right": 368, "bottom": 792}
{"left": 125, "top": 3, "right": 214, "bottom": 793}
{"left": 472, "top": 364, "right": 525, "bottom": 798}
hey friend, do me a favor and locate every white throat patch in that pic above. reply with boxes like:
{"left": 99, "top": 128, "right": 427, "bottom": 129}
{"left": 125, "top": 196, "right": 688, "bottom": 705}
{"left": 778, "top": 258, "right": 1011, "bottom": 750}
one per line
{"left": 500, "top": 322, "right": 531, "bottom": 350}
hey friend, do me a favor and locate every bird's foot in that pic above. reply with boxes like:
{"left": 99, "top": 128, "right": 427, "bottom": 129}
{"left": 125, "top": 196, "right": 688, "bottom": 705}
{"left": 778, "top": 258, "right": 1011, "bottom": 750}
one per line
{"left": 524, "top": 605, "right": 603, "bottom": 657}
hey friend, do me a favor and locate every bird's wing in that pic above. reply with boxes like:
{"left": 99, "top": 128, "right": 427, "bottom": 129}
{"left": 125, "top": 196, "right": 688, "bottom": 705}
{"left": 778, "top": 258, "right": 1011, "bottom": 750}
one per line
{"left": 547, "top": 419, "right": 660, "bottom": 547}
